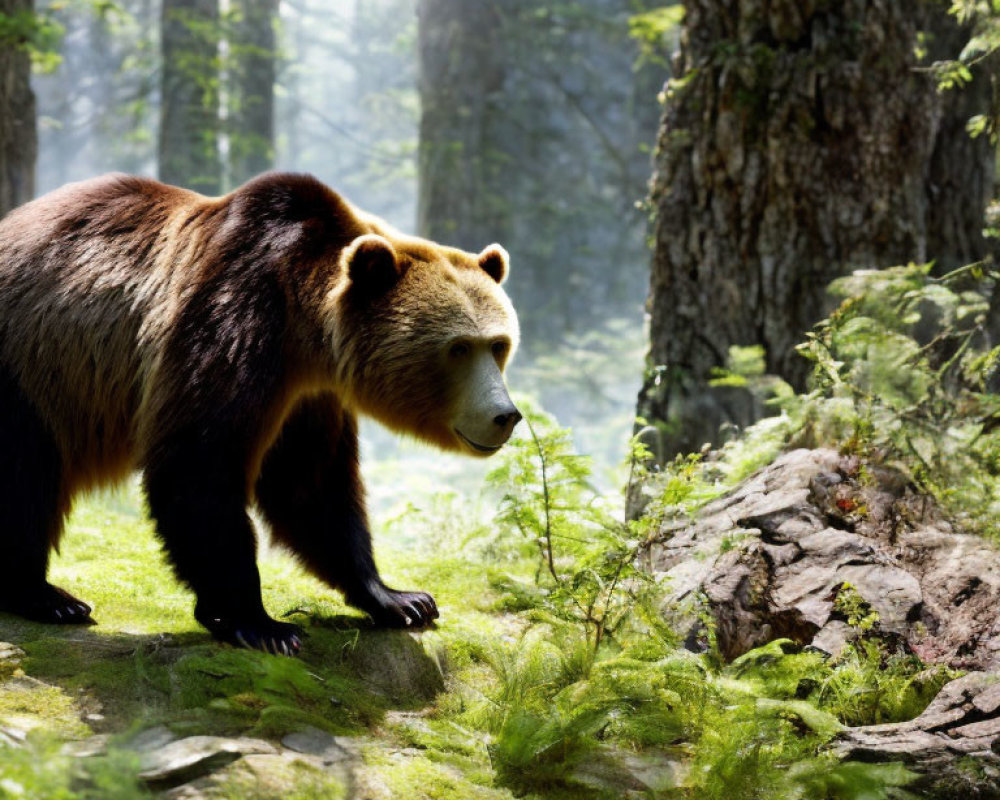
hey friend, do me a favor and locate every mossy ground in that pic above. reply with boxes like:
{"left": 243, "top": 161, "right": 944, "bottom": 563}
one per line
{"left": 0, "top": 484, "right": 535, "bottom": 799}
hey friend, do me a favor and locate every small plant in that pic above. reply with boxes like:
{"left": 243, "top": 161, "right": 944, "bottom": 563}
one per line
{"left": 488, "top": 400, "right": 651, "bottom": 652}
{"left": 832, "top": 583, "right": 880, "bottom": 632}
{"left": 794, "top": 262, "right": 1000, "bottom": 538}
{"left": 817, "top": 638, "right": 959, "bottom": 727}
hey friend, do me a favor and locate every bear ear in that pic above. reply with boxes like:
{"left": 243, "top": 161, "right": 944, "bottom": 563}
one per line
{"left": 345, "top": 234, "right": 406, "bottom": 293}
{"left": 478, "top": 244, "right": 509, "bottom": 284}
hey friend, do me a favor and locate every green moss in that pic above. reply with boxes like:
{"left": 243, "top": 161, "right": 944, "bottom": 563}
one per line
{"left": 209, "top": 758, "right": 349, "bottom": 800}
{"left": 0, "top": 680, "right": 88, "bottom": 739}
{"left": 362, "top": 748, "right": 513, "bottom": 800}
{"left": 0, "top": 736, "right": 151, "bottom": 800}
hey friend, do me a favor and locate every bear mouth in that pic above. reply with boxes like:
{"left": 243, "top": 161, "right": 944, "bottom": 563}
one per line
{"left": 455, "top": 429, "right": 502, "bottom": 454}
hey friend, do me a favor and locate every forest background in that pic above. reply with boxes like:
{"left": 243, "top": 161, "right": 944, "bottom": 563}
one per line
{"left": 2, "top": 1, "right": 1000, "bottom": 798}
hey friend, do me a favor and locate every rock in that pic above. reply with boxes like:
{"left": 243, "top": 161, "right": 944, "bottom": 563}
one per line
{"left": 340, "top": 630, "right": 446, "bottom": 701}
{"left": 162, "top": 744, "right": 353, "bottom": 800}
{"left": 0, "top": 725, "right": 27, "bottom": 746}
{"left": 281, "top": 726, "right": 352, "bottom": 765}
{"left": 810, "top": 620, "right": 852, "bottom": 657}
{"left": 571, "top": 745, "right": 687, "bottom": 797}
{"left": 128, "top": 724, "right": 178, "bottom": 752}
{"left": 138, "top": 735, "right": 277, "bottom": 790}
{"left": 836, "top": 672, "right": 1000, "bottom": 798}
{"left": 0, "top": 642, "right": 24, "bottom": 675}
{"left": 62, "top": 734, "right": 110, "bottom": 758}
{"left": 646, "top": 448, "right": 1000, "bottom": 669}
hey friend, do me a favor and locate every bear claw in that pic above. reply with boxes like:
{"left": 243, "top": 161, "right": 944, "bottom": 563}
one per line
{"left": 0, "top": 583, "right": 95, "bottom": 625}
{"left": 356, "top": 585, "right": 439, "bottom": 629}
{"left": 234, "top": 629, "right": 302, "bottom": 655}
{"left": 200, "top": 613, "right": 304, "bottom": 656}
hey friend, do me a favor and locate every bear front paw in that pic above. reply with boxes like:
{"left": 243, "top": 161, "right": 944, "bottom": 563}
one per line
{"left": 354, "top": 585, "right": 440, "bottom": 629}
{"left": 197, "top": 610, "right": 303, "bottom": 655}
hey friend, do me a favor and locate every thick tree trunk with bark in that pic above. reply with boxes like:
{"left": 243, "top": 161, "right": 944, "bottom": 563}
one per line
{"left": 0, "top": 0, "right": 36, "bottom": 218}
{"left": 637, "top": 1, "right": 995, "bottom": 458}
{"left": 227, "top": 0, "right": 277, "bottom": 186}
{"left": 159, "top": 0, "right": 221, "bottom": 193}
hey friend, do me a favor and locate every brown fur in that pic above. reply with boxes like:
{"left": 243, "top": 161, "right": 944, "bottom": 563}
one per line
{"left": 0, "top": 173, "right": 514, "bottom": 498}
{"left": 0, "top": 172, "right": 518, "bottom": 648}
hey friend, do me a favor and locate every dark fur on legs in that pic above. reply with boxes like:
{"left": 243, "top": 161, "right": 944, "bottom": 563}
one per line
{"left": 141, "top": 274, "right": 302, "bottom": 654}
{"left": 256, "top": 394, "right": 438, "bottom": 629}
{"left": 143, "top": 445, "right": 302, "bottom": 654}
{"left": 0, "top": 366, "right": 94, "bottom": 625}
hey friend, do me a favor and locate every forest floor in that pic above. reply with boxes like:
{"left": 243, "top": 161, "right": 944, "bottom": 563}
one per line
{"left": 0, "top": 488, "right": 536, "bottom": 800}
{"left": 0, "top": 442, "right": 994, "bottom": 800}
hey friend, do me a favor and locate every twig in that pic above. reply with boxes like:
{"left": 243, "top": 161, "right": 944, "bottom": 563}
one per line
{"left": 526, "top": 417, "right": 560, "bottom": 586}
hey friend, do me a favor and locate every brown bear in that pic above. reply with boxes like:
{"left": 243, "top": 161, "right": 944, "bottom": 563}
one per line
{"left": 0, "top": 172, "right": 520, "bottom": 654}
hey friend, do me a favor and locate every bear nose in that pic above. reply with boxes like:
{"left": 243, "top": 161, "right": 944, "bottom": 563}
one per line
{"left": 494, "top": 408, "right": 523, "bottom": 429}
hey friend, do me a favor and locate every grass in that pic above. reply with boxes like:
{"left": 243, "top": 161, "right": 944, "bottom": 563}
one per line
{"left": 0, "top": 436, "right": 956, "bottom": 799}
{"left": 0, "top": 484, "right": 527, "bottom": 799}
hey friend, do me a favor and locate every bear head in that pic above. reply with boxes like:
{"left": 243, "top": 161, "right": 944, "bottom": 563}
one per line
{"left": 330, "top": 233, "right": 521, "bottom": 456}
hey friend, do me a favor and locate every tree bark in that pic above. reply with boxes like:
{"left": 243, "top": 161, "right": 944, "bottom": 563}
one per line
{"left": 227, "top": 0, "right": 277, "bottom": 186}
{"left": 637, "top": 1, "right": 995, "bottom": 458}
{"left": 159, "top": 0, "right": 222, "bottom": 193}
{"left": 0, "top": 0, "right": 37, "bottom": 218}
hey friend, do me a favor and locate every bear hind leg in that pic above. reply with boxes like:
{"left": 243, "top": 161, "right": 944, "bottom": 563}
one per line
{"left": 144, "top": 446, "right": 302, "bottom": 655}
{"left": 0, "top": 367, "right": 93, "bottom": 624}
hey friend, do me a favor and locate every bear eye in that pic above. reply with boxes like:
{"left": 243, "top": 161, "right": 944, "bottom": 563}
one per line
{"left": 491, "top": 340, "right": 509, "bottom": 361}
{"left": 449, "top": 342, "right": 470, "bottom": 358}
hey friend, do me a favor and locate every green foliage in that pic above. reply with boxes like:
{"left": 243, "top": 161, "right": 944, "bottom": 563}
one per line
{"left": 171, "top": 649, "right": 345, "bottom": 737}
{"left": 935, "top": 2, "right": 1000, "bottom": 141}
{"left": 817, "top": 639, "right": 959, "bottom": 728}
{"left": 786, "top": 761, "right": 922, "bottom": 800}
{"left": 467, "top": 407, "right": 940, "bottom": 797}
{"left": 0, "top": 8, "right": 63, "bottom": 70}
{"left": 488, "top": 401, "right": 650, "bottom": 651}
{"left": 462, "top": 622, "right": 928, "bottom": 797}
{"left": 628, "top": 4, "right": 683, "bottom": 69}
{"left": 832, "top": 583, "right": 880, "bottom": 632}
{"left": 0, "top": 736, "right": 150, "bottom": 800}
{"left": 709, "top": 344, "right": 767, "bottom": 388}
{"left": 794, "top": 262, "right": 1000, "bottom": 537}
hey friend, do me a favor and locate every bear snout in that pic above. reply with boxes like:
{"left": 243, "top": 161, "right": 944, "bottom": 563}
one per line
{"left": 493, "top": 407, "right": 522, "bottom": 435}
{"left": 454, "top": 407, "right": 521, "bottom": 454}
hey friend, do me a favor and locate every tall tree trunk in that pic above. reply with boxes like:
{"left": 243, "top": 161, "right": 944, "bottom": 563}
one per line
{"left": 0, "top": 0, "right": 37, "bottom": 217}
{"left": 227, "top": 0, "right": 277, "bottom": 186}
{"left": 416, "top": 0, "right": 508, "bottom": 250}
{"left": 159, "top": 0, "right": 222, "bottom": 193}
{"left": 637, "top": 0, "right": 995, "bottom": 460}
{"left": 416, "top": 0, "right": 664, "bottom": 344}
